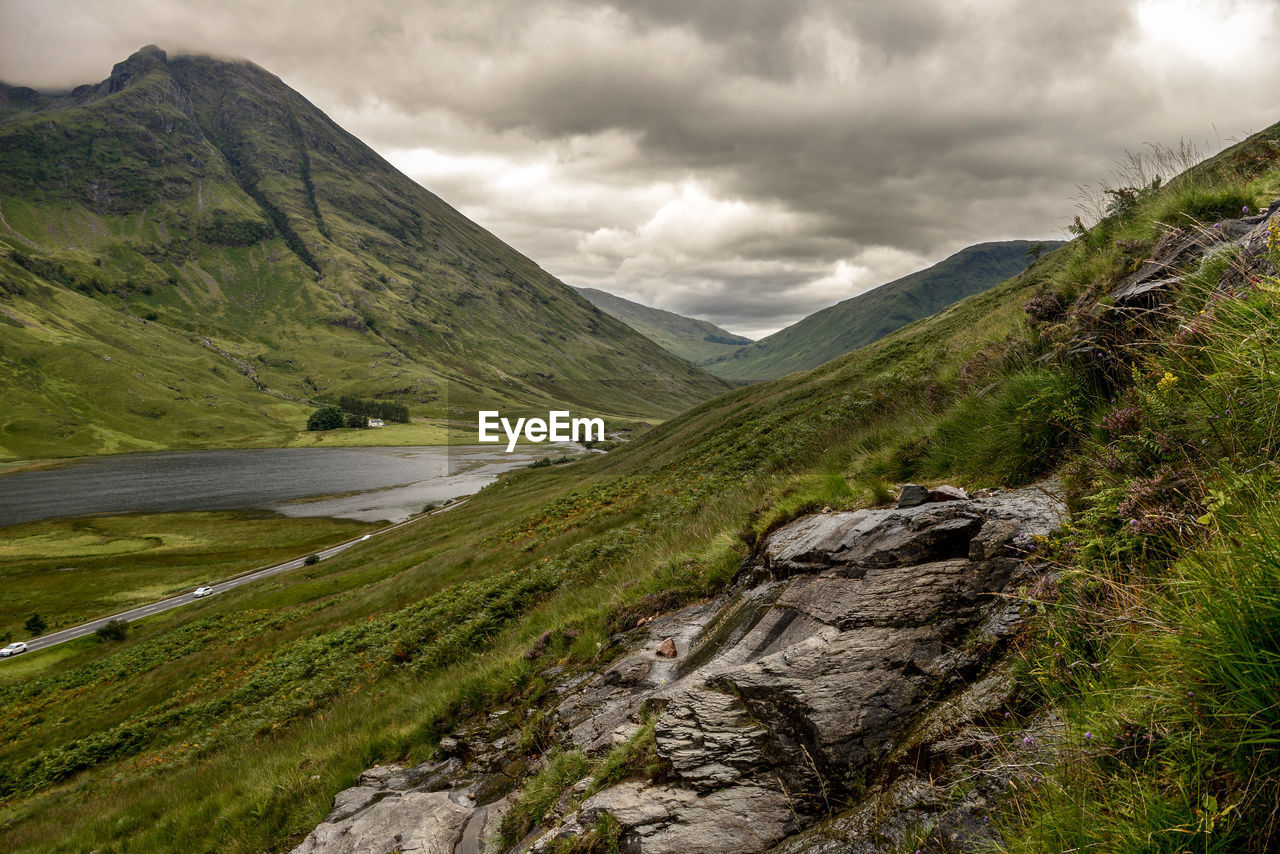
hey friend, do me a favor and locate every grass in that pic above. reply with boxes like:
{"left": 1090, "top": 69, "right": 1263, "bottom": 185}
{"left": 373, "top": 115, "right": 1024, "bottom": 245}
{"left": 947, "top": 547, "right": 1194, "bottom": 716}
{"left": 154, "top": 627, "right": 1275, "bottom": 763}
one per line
{"left": 0, "top": 511, "right": 376, "bottom": 641}
{"left": 0, "top": 120, "right": 1278, "bottom": 853}
{"left": 986, "top": 137, "right": 1280, "bottom": 851}
{"left": 283, "top": 418, "right": 460, "bottom": 447}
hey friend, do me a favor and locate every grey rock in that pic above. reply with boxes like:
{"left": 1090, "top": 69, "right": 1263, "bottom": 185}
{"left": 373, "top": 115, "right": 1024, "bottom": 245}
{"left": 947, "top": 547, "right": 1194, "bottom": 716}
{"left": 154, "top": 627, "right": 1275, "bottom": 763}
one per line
{"left": 774, "top": 558, "right": 1008, "bottom": 630}
{"left": 968, "top": 519, "right": 1021, "bottom": 560}
{"left": 655, "top": 687, "right": 770, "bottom": 791}
{"left": 540, "top": 781, "right": 797, "bottom": 854}
{"left": 765, "top": 501, "right": 984, "bottom": 574}
{"left": 602, "top": 656, "right": 651, "bottom": 687}
{"left": 897, "top": 483, "right": 929, "bottom": 508}
{"left": 929, "top": 484, "right": 969, "bottom": 502}
{"left": 301, "top": 481, "right": 1069, "bottom": 854}
{"left": 768, "top": 774, "right": 944, "bottom": 854}
{"left": 290, "top": 790, "right": 472, "bottom": 854}
{"left": 718, "top": 623, "right": 957, "bottom": 774}
{"left": 557, "top": 598, "right": 725, "bottom": 752}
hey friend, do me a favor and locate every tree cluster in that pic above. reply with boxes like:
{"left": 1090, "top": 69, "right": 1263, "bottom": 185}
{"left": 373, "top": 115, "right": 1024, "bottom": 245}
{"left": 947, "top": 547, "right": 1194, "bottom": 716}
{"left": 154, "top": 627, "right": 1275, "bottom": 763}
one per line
{"left": 338, "top": 395, "right": 410, "bottom": 423}
{"left": 306, "top": 396, "right": 410, "bottom": 431}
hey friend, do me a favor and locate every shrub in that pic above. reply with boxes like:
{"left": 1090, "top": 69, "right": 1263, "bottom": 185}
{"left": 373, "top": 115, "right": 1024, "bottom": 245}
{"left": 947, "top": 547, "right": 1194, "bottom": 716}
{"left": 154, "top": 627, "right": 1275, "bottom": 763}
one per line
{"left": 304, "top": 554, "right": 320, "bottom": 566}
{"left": 23, "top": 613, "right": 46, "bottom": 636}
{"left": 306, "top": 405, "right": 344, "bottom": 431}
{"left": 95, "top": 619, "right": 128, "bottom": 642}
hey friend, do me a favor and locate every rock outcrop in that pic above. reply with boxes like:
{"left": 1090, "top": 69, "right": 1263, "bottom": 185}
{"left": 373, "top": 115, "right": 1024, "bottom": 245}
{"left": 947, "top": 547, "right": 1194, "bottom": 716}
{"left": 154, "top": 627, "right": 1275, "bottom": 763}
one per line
{"left": 1111, "top": 199, "right": 1280, "bottom": 306}
{"left": 292, "top": 483, "right": 1065, "bottom": 854}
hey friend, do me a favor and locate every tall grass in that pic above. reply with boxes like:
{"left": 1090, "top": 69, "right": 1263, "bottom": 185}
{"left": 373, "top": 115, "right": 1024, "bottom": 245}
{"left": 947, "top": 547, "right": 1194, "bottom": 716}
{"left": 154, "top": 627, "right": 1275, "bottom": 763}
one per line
{"left": 998, "top": 214, "right": 1280, "bottom": 851}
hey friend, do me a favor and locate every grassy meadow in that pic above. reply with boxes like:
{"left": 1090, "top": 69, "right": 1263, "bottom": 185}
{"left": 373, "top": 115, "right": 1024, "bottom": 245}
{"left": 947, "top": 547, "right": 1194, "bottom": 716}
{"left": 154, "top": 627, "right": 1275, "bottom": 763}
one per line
{"left": 0, "top": 512, "right": 377, "bottom": 642}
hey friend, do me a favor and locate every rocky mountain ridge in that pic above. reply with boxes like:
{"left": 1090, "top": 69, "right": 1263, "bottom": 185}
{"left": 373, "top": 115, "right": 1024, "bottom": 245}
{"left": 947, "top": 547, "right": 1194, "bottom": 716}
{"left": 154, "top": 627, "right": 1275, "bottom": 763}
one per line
{"left": 0, "top": 47, "right": 728, "bottom": 458}
{"left": 291, "top": 482, "right": 1065, "bottom": 853}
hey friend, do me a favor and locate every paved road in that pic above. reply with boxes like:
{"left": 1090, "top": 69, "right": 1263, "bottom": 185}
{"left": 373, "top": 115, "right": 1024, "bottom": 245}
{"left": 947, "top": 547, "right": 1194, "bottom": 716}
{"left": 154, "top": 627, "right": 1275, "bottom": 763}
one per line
{"left": 3, "top": 499, "right": 467, "bottom": 659}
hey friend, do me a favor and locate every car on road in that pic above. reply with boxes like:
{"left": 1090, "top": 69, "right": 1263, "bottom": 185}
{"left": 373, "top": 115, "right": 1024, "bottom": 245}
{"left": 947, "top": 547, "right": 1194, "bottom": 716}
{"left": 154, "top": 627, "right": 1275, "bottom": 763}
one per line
{"left": 193, "top": 586, "right": 214, "bottom": 598}
{"left": 361, "top": 534, "right": 371, "bottom": 541}
{"left": 1, "top": 642, "right": 28, "bottom": 657}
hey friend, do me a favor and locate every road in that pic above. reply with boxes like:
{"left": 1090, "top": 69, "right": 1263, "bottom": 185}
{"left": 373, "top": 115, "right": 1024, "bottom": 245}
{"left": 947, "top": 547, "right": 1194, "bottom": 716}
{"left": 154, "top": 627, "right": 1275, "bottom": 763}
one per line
{"left": 4, "top": 499, "right": 466, "bottom": 658}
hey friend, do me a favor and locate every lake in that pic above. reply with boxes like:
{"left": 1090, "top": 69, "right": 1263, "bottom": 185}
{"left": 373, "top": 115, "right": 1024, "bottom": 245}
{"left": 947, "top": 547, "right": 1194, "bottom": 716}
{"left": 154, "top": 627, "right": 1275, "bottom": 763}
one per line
{"left": 0, "top": 445, "right": 574, "bottom": 527}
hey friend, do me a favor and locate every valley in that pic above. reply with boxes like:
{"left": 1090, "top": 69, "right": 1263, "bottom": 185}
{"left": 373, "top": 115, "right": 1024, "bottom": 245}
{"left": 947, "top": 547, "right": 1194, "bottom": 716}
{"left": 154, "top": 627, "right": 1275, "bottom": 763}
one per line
{"left": 1, "top": 34, "right": 1280, "bottom": 854}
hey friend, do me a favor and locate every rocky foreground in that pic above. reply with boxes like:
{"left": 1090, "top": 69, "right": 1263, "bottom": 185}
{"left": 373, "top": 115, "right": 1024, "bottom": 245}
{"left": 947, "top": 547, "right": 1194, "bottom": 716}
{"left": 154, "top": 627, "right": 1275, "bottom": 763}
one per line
{"left": 291, "top": 483, "right": 1065, "bottom": 854}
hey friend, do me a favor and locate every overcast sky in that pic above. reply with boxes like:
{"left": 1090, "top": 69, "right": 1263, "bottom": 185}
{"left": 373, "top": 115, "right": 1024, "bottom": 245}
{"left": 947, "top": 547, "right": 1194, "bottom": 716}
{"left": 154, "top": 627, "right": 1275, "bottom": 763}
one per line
{"left": 3, "top": 1, "right": 1279, "bottom": 337}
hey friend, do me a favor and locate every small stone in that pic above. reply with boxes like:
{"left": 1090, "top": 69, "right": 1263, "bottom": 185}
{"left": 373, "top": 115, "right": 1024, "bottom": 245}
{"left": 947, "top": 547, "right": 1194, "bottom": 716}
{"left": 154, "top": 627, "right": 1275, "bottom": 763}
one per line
{"left": 655, "top": 637, "right": 677, "bottom": 658}
{"left": 928, "top": 485, "right": 969, "bottom": 503}
{"left": 438, "top": 736, "right": 463, "bottom": 757}
{"left": 896, "top": 484, "right": 929, "bottom": 508}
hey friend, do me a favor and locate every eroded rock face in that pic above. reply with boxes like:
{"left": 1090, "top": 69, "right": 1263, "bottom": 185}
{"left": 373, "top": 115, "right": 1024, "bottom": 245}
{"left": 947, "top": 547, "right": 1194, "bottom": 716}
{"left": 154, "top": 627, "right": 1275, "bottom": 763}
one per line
{"left": 535, "top": 781, "right": 798, "bottom": 854}
{"left": 290, "top": 790, "right": 472, "bottom": 854}
{"left": 1110, "top": 199, "right": 1280, "bottom": 306}
{"left": 296, "top": 483, "right": 1065, "bottom": 854}
{"left": 528, "top": 483, "right": 1065, "bottom": 852}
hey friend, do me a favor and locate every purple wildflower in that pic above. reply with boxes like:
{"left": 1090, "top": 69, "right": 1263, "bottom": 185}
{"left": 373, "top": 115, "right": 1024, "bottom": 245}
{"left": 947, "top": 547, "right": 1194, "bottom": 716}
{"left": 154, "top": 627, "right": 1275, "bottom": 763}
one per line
{"left": 1084, "top": 732, "right": 1093, "bottom": 740}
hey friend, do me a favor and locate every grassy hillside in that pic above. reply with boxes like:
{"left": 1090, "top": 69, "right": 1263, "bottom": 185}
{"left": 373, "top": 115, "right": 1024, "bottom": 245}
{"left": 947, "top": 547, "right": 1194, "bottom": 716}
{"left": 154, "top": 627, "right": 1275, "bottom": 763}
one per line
{"left": 2, "top": 113, "right": 1280, "bottom": 852}
{"left": 0, "top": 47, "right": 728, "bottom": 461}
{"left": 703, "top": 240, "right": 1061, "bottom": 381}
{"left": 574, "top": 286, "right": 752, "bottom": 363}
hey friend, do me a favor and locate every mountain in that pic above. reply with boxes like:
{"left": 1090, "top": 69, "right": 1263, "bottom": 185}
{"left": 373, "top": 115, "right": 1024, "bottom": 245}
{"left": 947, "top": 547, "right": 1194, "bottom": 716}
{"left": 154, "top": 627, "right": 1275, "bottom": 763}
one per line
{"left": 6, "top": 114, "right": 1280, "bottom": 853}
{"left": 701, "top": 240, "right": 1062, "bottom": 381}
{"left": 574, "top": 286, "right": 752, "bottom": 363}
{"left": 0, "top": 47, "right": 729, "bottom": 460}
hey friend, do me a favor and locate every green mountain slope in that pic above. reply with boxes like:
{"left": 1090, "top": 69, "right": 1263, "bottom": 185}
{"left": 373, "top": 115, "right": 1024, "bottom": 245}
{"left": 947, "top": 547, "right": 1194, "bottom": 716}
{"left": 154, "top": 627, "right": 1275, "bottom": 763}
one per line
{"left": 5, "top": 118, "right": 1280, "bottom": 853}
{"left": 0, "top": 47, "right": 729, "bottom": 460}
{"left": 573, "top": 286, "right": 752, "bottom": 363}
{"left": 702, "top": 240, "right": 1061, "bottom": 381}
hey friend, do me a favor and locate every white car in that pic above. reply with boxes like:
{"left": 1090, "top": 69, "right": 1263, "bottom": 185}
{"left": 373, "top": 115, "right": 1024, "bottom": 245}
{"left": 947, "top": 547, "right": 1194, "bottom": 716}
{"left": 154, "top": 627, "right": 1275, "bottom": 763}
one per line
{"left": 193, "top": 586, "right": 214, "bottom": 598}
{"left": 361, "top": 534, "right": 371, "bottom": 541}
{"left": 1, "top": 642, "right": 28, "bottom": 657}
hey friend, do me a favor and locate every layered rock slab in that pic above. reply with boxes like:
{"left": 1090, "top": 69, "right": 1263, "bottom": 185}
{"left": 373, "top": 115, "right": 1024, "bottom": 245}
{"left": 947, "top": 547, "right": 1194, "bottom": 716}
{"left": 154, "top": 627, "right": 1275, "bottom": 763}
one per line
{"left": 294, "top": 483, "right": 1065, "bottom": 853}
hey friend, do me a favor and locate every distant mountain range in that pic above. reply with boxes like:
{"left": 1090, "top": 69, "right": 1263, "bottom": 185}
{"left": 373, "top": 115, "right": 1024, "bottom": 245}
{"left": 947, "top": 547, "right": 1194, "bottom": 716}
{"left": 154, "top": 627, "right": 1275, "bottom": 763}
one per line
{"left": 698, "top": 241, "right": 1062, "bottom": 381}
{"left": 574, "top": 287, "right": 752, "bottom": 364}
{"left": 0, "top": 47, "right": 729, "bottom": 459}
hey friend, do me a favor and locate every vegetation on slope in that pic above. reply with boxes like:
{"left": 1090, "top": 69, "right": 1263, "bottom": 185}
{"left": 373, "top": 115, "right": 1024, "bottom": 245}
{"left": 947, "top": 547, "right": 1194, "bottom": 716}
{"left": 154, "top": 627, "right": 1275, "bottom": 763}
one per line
{"left": 0, "top": 512, "right": 375, "bottom": 641}
{"left": 574, "top": 286, "right": 752, "bottom": 364}
{"left": 2, "top": 113, "right": 1280, "bottom": 853}
{"left": 0, "top": 47, "right": 728, "bottom": 460}
{"left": 702, "top": 240, "right": 1061, "bottom": 382}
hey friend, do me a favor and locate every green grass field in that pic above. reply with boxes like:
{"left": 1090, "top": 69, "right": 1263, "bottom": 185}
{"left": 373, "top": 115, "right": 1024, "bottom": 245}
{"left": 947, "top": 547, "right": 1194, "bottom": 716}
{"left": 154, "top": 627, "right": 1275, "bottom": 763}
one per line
{"left": 0, "top": 511, "right": 376, "bottom": 641}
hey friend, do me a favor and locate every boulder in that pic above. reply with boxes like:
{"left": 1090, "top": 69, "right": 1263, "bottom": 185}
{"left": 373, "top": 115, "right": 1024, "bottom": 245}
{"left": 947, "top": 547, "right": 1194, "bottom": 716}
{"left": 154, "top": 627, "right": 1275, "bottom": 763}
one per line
{"left": 290, "top": 790, "right": 472, "bottom": 854}
{"left": 929, "top": 484, "right": 969, "bottom": 502}
{"left": 537, "top": 781, "right": 797, "bottom": 854}
{"left": 896, "top": 483, "right": 929, "bottom": 508}
{"left": 766, "top": 501, "right": 984, "bottom": 574}
{"left": 655, "top": 637, "right": 677, "bottom": 658}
